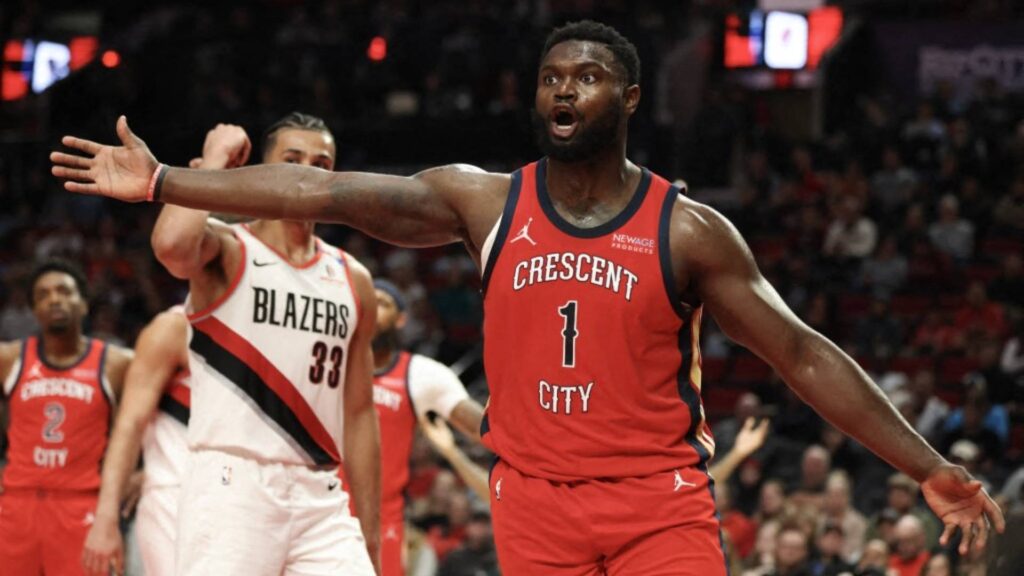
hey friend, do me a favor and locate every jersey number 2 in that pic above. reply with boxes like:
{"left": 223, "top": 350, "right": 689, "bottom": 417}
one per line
{"left": 42, "top": 402, "right": 65, "bottom": 443}
{"left": 310, "top": 341, "right": 344, "bottom": 388}
{"left": 558, "top": 300, "right": 578, "bottom": 367}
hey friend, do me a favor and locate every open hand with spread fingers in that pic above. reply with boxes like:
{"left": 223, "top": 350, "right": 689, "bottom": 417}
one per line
{"left": 50, "top": 115, "right": 159, "bottom": 202}
{"left": 921, "top": 463, "right": 1005, "bottom": 554}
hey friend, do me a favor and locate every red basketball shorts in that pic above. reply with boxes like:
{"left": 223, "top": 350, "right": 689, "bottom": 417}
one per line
{"left": 0, "top": 488, "right": 98, "bottom": 576}
{"left": 489, "top": 459, "right": 727, "bottom": 576}
{"left": 380, "top": 514, "right": 405, "bottom": 576}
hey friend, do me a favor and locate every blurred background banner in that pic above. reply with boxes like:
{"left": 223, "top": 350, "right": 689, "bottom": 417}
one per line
{"left": 874, "top": 21, "right": 1024, "bottom": 104}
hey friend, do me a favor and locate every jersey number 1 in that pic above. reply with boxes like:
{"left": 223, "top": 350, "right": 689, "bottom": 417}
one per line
{"left": 558, "top": 301, "right": 578, "bottom": 367}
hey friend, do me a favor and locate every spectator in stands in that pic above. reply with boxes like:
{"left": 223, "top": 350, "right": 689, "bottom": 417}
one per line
{"left": 790, "top": 445, "right": 831, "bottom": 512}
{"left": 823, "top": 196, "right": 878, "bottom": 260}
{"left": 902, "top": 102, "right": 946, "bottom": 169}
{"left": 999, "top": 318, "right": 1024, "bottom": 396}
{"left": 857, "top": 538, "right": 895, "bottom": 576}
{"left": 887, "top": 515, "right": 931, "bottom": 576}
{"left": 946, "top": 439, "right": 991, "bottom": 492}
{"left": 868, "top": 473, "right": 940, "bottom": 548}
{"left": 774, "top": 525, "right": 817, "bottom": 576}
{"left": 871, "top": 146, "right": 917, "bottom": 217}
{"left": 992, "top": 175, "right": 1024, "bottom": 236}
{"left": 971, "top": 339, "right": 1016, "bottom": 406}
{"left": 427, "top": 490, "right": 471, "bottom": 563}
{"left": 858, "top": 236, "right": 908, "bottom": 298}
{"left": 988, "top": 253, "right": 1024, "bottom": 310}
{"left": 928, "top": 194, "right": 974, "bottom": 263}
{"left": 906, "top": 368, "right": 950, "bottom": 444}
{"left": 438, "top": 507, "right": 498, "bottom": 576}
{"left": 919, "top": 553, "right": 952, "bottom": 576}
{"left": 816, "top": 521, "right": 854, "bottom": 576}
{"left": 791, "top": 145, "right": 825, "bottom": 204}
{"left": 956, "top": 278, "right": 1000, "bottom": 336}
{"left": 909, "top": 310, "right": 963, "bottom": 356}
{"left": 940, "top": 381, "right": 1006, "bottom": 464}
{"left": 752, "top": 479, "right": 789, "bottom": 568}
{"left": 957, "top": 176, "right": 992, "bottom": 234}
{"left": 714, "top": 392, "right": 762, "bottom": 456}
{"left": 0, "top": 287, "right": 36, "bottom": 339}
{"left": 854, "top": 297, "right": 905, "bottom": 360}
{"left": 819, "top": 471, "right": 867, "bottom": 563}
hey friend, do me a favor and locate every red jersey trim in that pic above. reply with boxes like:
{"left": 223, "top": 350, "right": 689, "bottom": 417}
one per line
{"left": 241, "top": 223, "right": 323, "bottom": 269}
{"left": 188, "top": 229, "right": 247, "bottom": 322}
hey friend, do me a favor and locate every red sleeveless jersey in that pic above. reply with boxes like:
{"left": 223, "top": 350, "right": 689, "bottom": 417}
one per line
{"left": 2, "top": 337, "right": 112, "bottom": 490}
{"left": 373, "top": 351, "right": 416, "bottom": 520}
{"left": 481, "top": 159, "right": 715, "bottom": 481}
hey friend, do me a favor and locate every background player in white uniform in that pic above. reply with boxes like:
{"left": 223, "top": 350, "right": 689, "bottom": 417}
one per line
{"left": 81, "top": 307, "right": 190, "bottom": 576}
{"left": 148, "top": 118, "right": 379, "bottom": 575}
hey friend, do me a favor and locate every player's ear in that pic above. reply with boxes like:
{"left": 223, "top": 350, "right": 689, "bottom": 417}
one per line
{"left": 624, "top": 84, "right": 640, "bottom": 116}
{"left": 396, "top": 312, "right": 408, "bottom": 330}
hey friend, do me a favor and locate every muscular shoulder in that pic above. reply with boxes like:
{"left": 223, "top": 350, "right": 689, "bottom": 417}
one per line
{"left": 414, "top": 164, "right": 511, "bottom": 200}
{"left": 669, "top": 194, "right": 752, "bottom": 271}
{"left": 143, "top": 310, "right": 190, "bottom": 342}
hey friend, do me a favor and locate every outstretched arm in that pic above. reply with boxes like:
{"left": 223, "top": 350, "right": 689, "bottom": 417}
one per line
{"left": 708, "top": 417, "right": 769, "bottom": 483}
{"left": 419, "top": 415, "right": 490, "bottom": 504}
{"left": 342, "top": 259, "right": 382, "bottom": 575}
{"left": 678, "top": 199, "right": 1004, "bottom": 553}
{"left": 84, "top": 314, "right": 184, "bottom": 574}
{"left": 52, "top": 117, "right": 507, "bottom": 249}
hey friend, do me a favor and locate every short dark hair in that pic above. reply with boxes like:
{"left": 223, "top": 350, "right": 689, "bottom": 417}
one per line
{"left": 261, "top": 112, "right": 333, "bottom": 158}
{"left": 28, "top": 258, "right": 88, "bottom": 304}
{"left": 541, "top": 20, "right": 640, "bottom": 86}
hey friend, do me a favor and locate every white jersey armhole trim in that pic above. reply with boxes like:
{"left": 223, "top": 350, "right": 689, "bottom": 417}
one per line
{"left": 479, "top": 217, "right": 501, "bottom": 280}
{"left": 3, "top": 357, "right": 22, "bottom": 396}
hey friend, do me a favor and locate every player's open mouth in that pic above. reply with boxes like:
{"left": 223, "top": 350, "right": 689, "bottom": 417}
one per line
{"left": 550, "top": 107, "right": 579, "bottom": 140}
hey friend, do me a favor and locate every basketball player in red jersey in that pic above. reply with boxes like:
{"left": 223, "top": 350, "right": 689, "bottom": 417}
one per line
{"left": 52, "top": 20, "right": 1004, "bottom": 575}
{"left": 0, "top": 259, "right": 133, "bottom": 575}
{"left": 371, "top": 279, "right": 489, "bottom": 576}
{"left": 81, "top": 307, "right": 190, "bottom": 576}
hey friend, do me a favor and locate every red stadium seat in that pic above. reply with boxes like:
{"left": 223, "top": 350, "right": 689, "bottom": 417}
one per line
{"left": 980, "top": 238, "right": 1023, "bottom": 259}
{"left": 700, "top": 357, "right": 727, "bottom": 383}
{"left": 889, "top": 356, "right": 935, "bottom": 376}
{"left": 891, "top": 295, "right": 932, "bottom": 318}
{"left": 938, "top": 356, "right": 979, "bottom": 386}
{"left": 729, "top": 354, "right": 773, "bottom": 384}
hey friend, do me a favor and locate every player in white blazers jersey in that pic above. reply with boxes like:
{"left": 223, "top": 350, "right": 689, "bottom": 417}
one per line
{"left": 82, "top": 306, "right": 191, "bottom": 576}
{"left": 148, "top": 117, "right": 380, "bottom": 576}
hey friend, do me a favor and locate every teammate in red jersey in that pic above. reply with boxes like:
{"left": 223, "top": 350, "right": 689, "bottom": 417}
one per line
{"left": 52, "top": 20, "right": 1004, "bottom": 575}
{"left": 371, "top": 279, "right": 488, "bottom": 576}
{"left": 0, "top": 259, "right": 133, "bottom": 576}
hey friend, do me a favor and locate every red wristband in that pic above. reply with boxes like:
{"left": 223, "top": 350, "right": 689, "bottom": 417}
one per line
{"left": 146, "top": 164, "right": 168, "bottom": 202}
